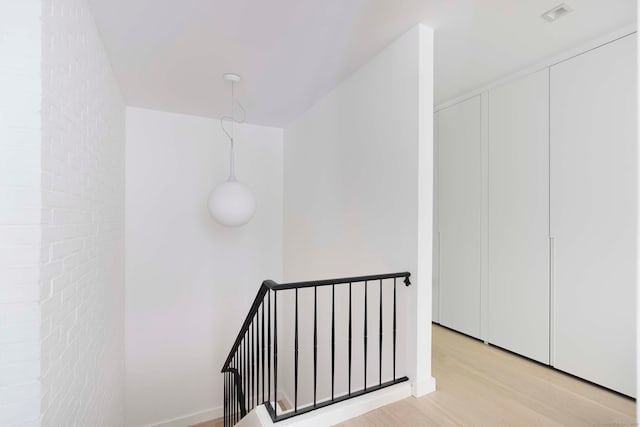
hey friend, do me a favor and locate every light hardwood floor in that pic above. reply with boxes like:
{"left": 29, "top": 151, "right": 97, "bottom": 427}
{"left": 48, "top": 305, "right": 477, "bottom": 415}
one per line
{"left": 195, "top": 324, "right": 636, "bottom": 426}
{"left": 336, "top": 324, "right": 636, "bottom": 426}
{"left": 192, "top": 418, "right": 223, "bottom": 427}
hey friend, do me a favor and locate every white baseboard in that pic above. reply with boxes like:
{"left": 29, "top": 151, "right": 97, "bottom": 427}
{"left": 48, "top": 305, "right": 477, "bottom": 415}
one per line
{"left": 145, "top": 406, "right": 222, "bottom": 427}
{"left": 276, "top": 390, "right": 293, "bottom": 410}
{"left": 238, "top": 382, "right": 412, "bottom": 427}
{"left": 142, "top": 389, "right": 295, "bottom": 427}
{"left": 411, "top": 376, "right": 436, "bottom": 397}
{"left": 142, "top": 380, "right": 420, "bottom": 427}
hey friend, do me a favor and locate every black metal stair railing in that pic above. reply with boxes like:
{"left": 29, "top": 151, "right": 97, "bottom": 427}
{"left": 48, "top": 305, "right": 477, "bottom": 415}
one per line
{"left": 221, "top": 272, "right": 411, "bottom": 426}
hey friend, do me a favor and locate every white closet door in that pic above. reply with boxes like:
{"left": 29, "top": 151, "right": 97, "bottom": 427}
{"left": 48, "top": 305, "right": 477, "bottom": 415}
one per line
{"left": 488, "top": 69, "right": 550, "bottom": 363}
{"left": 551, "top": 34, "right": 637, "bottom": 396}
{"left": 438, "top": 96, "right": 482, "bottom": 338}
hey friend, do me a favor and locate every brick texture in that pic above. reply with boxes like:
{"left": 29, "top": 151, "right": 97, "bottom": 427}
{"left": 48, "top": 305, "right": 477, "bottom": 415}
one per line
{"left": 0, "top": 0, "right": 125, "bottom": 425}
{"left": 40, "top": 0, "right": 125, "bottom": 425}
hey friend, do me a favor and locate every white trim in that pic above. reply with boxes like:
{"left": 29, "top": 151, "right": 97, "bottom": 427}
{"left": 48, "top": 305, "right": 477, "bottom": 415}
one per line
{"left": 636, "top": 0, "right": 640, "bottom": 408}
{"left": 276, "top": 390, "right": 293, "bottom": 411}
{"left": 142, "top": 390, "right": 294, "bottom": 427}
{"left": 411, "top": 376, "right": 436, "bottom": 397}
{"left": 636, "top": 2, "right": 640, "bottom": 410}
{"left": 237, "top": 382, "right": 412, "bottom": 427}
{"left": 143, "top": 406, "right": 222, "bottom": 427}
{"left": 435, "top": 24, "right": 637, "bottom": 112}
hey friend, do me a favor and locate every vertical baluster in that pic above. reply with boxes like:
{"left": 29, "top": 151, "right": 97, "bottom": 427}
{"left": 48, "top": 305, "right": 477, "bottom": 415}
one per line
{"left": 255, "top": 310, "right": 262, "bottom": 406}
{"left": 236, "top": 344, "right": 242, "bottom": 420}
{"left": 379, "top": 278, "right": 383, "bottom": 386}
{"left": 348, "top": 282, "right": 352, "bottom": 395}
{"left": 245, "top": 335, "right": 249, "bottom": 412}
{"left": 268, "top": 290, "right": 271, "bottom": 405}
{"left": 240, "top": 339, "right": 243, "bottom": 413}
{"left": 393, "top": 278, "right": 397, "bottom": 381}
{"left": 247, "top": 330, "right": 250, "bottom": 412}
{"left": 250, "top": 328, "right": 253, "bottom": 410}
{"left": 294, "top": 288, "right": 299, "bottom": 412}
{"left": 239, "top": 344, "right": 242, "bottom": 418}
{"left": 243, "top": 339, "right": 246, "bottom": 415}
{"left": 237, "top": 353, "right": 240, "bottom": 422}
{"left": 364, "top": 281, "right": 368, "bottom": 390}
{"left": 225, "top": 371, "right": 228, "bottom": 426}
{"left": 274, "top": 290, "right": 278, "bottom": 418}
{"left": 331, "top": 283, "right": 335, "bottom": 400}
{"left": 253, "top": 324, "right": 256, "bottom": 411}
{"left": 254, "top": 320, "right": 257, "bottom": 409}
{"left": 237, "top": 355, "right": 240, "bottom": 423}
{"left": 235, "top": 357, "right": 238, "bottom": 424}
{"left": 253, "top": 319, "right": 256, "bottom": 409}
{"left": 262, "top": 299, "right": 265, "bottom": 404}
{"left": 224, "top": 371, "right": 227, "bottom": 427}
{"left": 249, "top": 327, "right": 252, "bottom": 411}
{"left": 239, "top": 341, "right": 242, "bottom": 416}
{"left": 255, "top": 318, "right": 262, "bottom": 406}
{"left": 238, "top": 338, "right": 242, "bottom": 408}
{"left": 255, "top": 312, "right": 258, "bottom": 409}
{"left": 249, "top": 335, "right": 251, "bottom": 410}
{"left": 313, "top": 286, "right": 317, "bottom": 407}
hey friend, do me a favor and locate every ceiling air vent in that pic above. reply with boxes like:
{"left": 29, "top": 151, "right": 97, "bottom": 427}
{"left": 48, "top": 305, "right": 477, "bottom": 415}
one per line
{"left": 541, "top": 3, "right": 573, "bottom": 22}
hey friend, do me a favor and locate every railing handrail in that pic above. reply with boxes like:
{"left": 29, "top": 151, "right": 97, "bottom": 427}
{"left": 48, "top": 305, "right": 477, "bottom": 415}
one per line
{"left": 263, "top": 271, "right": 411, "bottom": 291}
{"left": 221, "top": 285, "right": 270, "bottom": 372}
{"left": 221, "top": 271, "right": 411, "bottom": 372}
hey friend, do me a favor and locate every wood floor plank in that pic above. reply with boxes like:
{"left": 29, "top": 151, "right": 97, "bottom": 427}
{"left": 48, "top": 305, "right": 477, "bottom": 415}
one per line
{"left": 334, "top": 324, "right": 635, "bottom": 426}
{"left": 191, "top": 418, "right": 223, "bottom": 427}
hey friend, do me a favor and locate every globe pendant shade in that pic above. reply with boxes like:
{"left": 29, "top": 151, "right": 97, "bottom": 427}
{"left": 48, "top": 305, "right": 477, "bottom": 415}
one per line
{"left": 208, "top": 180, "right": 256, "bottom": 227}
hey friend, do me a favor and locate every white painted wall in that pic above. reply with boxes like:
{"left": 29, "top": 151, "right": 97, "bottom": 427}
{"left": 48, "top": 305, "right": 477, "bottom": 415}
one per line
{"left": 282, "top": 24, "right": 435, "bottom": 403}
{"left": 0, "top": 1, "right": 43, "bottom": 425}
{"left": 637, "top": 0, "right": 640, "bottom": 411}
{"left": 636, "top": 3, "right": 640, "bottom": 411}
{"left": 39, "top": 0, "right": 126, "bottom": 424}
{"left": 125, "top": 107, "right": 283, "bottom": 426}
{"left": 1, "top": 0, "right": 126, "bottom": 425}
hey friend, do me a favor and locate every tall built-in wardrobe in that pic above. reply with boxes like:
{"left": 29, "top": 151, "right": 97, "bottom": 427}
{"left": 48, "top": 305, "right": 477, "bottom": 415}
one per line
{"left": 432, "top": 31, "right": 637, "bottom": 397}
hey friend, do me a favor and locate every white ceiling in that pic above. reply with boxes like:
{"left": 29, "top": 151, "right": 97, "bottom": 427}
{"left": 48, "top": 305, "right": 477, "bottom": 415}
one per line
{"left": 88, "top": 0, "right": 636, "bottom": 127}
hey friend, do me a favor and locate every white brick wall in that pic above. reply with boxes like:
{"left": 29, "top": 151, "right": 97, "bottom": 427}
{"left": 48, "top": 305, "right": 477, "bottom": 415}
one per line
{"left": 0, "top": 1, "right": 44, "bottom": 425}
{"left": 40, "top": 0, "right": 125, "bottom": 425}
{"left": 0, "top": 0, "right": 125, "bottom": 425}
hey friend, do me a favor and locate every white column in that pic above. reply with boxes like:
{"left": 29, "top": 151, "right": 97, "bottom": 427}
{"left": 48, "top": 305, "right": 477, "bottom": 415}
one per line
{"left": 412, "top": 24, "right": 436, "bottom": 397}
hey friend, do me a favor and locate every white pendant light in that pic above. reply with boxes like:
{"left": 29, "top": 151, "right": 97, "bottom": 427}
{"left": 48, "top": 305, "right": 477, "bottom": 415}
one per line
{"left": 208, "top": 73, "right": 256, "bottom": 227}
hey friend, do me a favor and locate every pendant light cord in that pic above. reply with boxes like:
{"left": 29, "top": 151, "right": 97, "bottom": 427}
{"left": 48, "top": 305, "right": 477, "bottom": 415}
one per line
{"left": 220, "top": 80, "right": 246, "bottom": 181}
